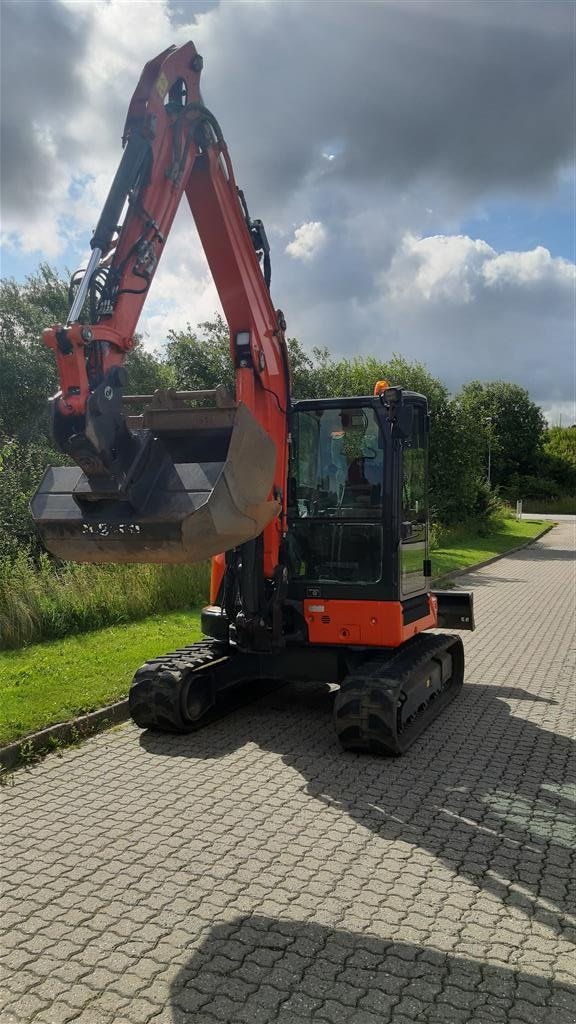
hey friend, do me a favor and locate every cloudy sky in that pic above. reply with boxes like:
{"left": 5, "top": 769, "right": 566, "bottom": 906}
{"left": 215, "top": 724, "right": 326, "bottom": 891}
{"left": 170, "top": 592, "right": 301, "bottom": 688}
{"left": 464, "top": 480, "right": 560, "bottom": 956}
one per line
{"left": 1, "top": 0, "right": 574, "bottom": 421}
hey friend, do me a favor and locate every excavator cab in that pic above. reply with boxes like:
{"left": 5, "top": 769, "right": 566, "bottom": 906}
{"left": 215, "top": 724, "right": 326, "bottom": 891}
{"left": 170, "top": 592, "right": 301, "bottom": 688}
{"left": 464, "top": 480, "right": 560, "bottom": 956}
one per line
{"left": 32, "top": 388, "right": 280, "bottom": 564}
{"left": 287, "top": 390, "right": 430, "bottom": 603}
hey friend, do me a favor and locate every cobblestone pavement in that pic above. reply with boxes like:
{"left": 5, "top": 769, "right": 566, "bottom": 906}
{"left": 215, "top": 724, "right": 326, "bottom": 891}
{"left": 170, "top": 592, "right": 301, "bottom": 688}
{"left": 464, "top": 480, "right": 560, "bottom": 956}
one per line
{"left": 1, "top": 523, "right": 575, "bottom": 1024}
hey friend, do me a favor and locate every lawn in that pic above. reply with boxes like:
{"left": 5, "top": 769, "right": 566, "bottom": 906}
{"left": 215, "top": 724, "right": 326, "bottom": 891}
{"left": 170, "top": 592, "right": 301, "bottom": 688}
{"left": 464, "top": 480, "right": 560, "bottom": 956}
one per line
{"left": 431, "top": 517, "right": 548, "bottom": 579}
{"left": 0, "top": 611, "right": 202, "bottom": 748}
{"left": 0, "top": 517, "right": 549, "bottom": 749}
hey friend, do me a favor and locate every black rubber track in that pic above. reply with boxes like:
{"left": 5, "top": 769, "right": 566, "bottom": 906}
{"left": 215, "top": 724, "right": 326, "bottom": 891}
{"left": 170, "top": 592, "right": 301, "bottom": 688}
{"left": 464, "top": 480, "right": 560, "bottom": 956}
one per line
{"left": 128, "top": 640, "right": 286, "bottom": 734}
{"left": 128, "top": 641, "right": 230, "bottom": 732}
{"left": 333, "top": 632, "right": 465, "bottom": 756}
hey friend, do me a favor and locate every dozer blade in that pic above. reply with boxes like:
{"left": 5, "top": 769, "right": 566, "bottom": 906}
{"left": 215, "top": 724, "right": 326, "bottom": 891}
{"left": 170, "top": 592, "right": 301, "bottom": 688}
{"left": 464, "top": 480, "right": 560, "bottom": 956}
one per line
{"left": 31, "top": 399, "right": 279, "bottom": 564}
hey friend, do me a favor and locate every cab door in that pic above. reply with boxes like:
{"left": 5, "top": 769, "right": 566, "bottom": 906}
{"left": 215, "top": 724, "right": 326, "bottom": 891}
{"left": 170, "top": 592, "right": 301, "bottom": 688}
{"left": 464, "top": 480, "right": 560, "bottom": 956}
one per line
{"left": 400, "top": 402, "right": 429, "bottom": 596}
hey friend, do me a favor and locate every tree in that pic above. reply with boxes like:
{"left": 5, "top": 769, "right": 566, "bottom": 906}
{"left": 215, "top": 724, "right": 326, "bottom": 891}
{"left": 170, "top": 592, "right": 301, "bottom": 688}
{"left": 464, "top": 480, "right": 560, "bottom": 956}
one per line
{"left": 539, "top": 426, "right": 576, "bottom": 492}
{"left": 124, "top": 344, "right": 172, "bottom": 395}
{"left": 543, "top": 425, "right": 576, "bottom": 470}
{"left": 454, "top": 381, "right": 546, "bottom": 490}
{"left": 165, "top": 314, "right": 234, "bottom": 393}
{"left": 0, "top": 264, "right": 67, "bottom": 440}
{"left": 165, "top": 314, "right": 317, "bottom": 404}
{"left": 0, "top": 437, "right": 65, "bottom": 558}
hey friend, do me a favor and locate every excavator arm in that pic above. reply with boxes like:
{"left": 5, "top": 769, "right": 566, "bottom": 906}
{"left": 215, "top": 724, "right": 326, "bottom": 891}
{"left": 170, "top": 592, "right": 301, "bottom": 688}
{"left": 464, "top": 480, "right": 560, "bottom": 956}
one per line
{"left": 33, "top": 43, "right": 290, "bottom": 578}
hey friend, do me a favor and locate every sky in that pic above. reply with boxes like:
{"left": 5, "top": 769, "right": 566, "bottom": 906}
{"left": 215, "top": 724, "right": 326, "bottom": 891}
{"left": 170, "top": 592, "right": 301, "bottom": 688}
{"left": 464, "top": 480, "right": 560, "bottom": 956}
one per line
{"left": 0, "top": 0, "right": 574, "bottom": 423}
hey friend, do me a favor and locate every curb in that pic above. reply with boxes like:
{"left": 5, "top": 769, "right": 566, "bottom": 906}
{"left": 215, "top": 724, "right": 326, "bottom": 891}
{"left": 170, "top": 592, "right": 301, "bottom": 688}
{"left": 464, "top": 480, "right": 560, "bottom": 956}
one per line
{"left": 0, "top": 522, "right": 556, "bottom": 773}
{"left": 0, "top": 699, "right": 129, "bottom": 772}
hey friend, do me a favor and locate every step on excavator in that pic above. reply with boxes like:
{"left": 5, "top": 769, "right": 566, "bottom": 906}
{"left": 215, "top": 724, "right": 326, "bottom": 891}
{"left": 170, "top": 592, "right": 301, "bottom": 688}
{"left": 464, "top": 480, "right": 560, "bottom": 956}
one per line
{"left": 32, "top": 42, "right": 475, "bottom": 755}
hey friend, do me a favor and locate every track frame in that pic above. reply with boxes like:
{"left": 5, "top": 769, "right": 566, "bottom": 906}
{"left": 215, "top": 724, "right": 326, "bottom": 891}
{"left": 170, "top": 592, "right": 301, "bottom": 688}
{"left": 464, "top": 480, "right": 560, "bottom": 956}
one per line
{"left": 129, "top": 633, "right": 464, "bottom": 756}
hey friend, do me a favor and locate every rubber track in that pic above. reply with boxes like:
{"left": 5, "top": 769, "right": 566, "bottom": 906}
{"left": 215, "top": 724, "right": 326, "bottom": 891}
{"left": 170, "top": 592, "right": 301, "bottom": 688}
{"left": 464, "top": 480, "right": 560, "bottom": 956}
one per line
{"left": 128, "top": 640, "right": 231, "bottom": 732}
{"left": 333, "top": 632, "right": 464, "bottom": 756}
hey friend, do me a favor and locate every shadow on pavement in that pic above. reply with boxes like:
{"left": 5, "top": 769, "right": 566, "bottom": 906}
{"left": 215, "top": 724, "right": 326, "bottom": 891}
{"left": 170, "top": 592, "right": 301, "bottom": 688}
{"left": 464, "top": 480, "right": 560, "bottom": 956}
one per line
{"left": 509, "top": 547, "right": 575, "bottom": 562}
{"left": 141, "top": 680, "right": 575, "bottom": 939}
{"left": 445, "top": 572, "right": 527, "bottom": 587}
{"left": 170, "top": 914, "right": 576, "bottom": 1023}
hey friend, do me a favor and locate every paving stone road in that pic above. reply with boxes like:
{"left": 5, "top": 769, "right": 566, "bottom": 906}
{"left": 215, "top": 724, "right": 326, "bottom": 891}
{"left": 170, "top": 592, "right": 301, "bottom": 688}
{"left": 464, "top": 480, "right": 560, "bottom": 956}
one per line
{"left": 1, "top": 522, "right": 575, "bottom": 1024}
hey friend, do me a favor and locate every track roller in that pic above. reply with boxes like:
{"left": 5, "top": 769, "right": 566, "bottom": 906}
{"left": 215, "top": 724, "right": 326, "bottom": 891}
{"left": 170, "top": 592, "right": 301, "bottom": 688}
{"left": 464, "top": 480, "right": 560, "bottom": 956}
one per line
{"left": 333, "top": 632, "right": 464, "bottom": 756}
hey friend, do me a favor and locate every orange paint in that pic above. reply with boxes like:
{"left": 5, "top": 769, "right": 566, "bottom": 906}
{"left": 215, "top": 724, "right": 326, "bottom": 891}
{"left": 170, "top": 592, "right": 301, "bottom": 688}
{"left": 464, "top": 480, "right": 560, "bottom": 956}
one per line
{"left": 304, "top": 595, "right": 438, "bottom": 648}
{"left": 210, "top": 553, "right": 226, "bottom": 604}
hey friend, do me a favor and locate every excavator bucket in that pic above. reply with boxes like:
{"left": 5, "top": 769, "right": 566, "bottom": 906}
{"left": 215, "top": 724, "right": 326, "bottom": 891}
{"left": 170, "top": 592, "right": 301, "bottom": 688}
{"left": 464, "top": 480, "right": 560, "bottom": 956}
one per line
{"left": 31, "top": 393, "right": 280, "bottom": 564}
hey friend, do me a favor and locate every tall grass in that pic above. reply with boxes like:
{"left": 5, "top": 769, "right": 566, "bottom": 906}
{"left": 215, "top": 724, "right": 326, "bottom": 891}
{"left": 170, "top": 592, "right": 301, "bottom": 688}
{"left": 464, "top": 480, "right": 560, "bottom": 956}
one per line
{"left": 522, "top": 497, "right": 575, "bottom": 515}
{"left": 0, "top": 552, "right": 210, "bottom": 650}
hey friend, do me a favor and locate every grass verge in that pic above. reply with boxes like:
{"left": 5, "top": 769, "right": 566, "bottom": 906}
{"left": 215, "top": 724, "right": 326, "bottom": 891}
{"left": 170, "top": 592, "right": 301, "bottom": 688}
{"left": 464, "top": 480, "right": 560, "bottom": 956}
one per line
{"left": 0, "top": 555, "right": 209, "bottom": 650}
{"left": 0, "top": 516, "right": 550, "bottom": 749}
{"left": 0, "top": 610, "right": 202, "bottom": 747}
{"left": 431, "top": 517, "right": 547, "bottom": 579}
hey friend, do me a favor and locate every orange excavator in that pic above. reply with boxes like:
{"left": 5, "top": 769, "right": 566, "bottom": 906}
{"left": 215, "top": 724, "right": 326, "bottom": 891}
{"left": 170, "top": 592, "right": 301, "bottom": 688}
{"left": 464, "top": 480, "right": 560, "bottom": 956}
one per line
{"left": 32, "top": 42, "right": 474, "bottom": 755}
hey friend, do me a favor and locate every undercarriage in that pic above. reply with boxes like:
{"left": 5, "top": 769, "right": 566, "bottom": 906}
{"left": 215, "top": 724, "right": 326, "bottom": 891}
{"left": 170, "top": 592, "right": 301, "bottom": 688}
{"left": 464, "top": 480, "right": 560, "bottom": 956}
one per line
{"left": 129, "top": 632, "right": 465, "bottom": 756}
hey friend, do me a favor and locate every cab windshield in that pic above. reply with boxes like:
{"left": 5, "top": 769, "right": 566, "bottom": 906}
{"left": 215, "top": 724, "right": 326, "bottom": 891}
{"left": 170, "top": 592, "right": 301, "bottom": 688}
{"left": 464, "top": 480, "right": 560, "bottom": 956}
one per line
{"left": 290, "top": 406, "right": 383, "bottom": 520}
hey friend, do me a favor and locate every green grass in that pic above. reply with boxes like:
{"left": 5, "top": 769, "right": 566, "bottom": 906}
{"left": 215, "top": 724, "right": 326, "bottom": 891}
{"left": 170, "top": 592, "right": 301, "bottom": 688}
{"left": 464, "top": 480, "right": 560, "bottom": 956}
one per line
{"left": 0, "top": 611, "right": 202, "bottom": 747}
{"left": 0, "top": 554, "right": 209, "bottom": 650}
{"left": 431, "top": 517, "right": 548, "bottom": 579}
{"left": 0, "top": 515, "right": 551, "bottom": 748}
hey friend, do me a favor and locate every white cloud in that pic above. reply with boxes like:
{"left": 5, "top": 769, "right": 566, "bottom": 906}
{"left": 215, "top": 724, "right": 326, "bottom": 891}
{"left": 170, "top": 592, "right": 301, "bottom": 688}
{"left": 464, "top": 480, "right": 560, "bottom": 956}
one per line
{"left": 384, "top": 234, "right": 575, "bottom": 306}
{"left": 370, "top": 234, "right": 574, "bottom": 407}
{"left": 286, "top": 222, "right": 327, "bottom": 263}
{"left": 0, "top": 0, "right": 192, "bottom": 257}
{"left": 482, "top": 246, "right": 575, "bottom": 288}
{"left": 542, "top": 401, "right": 576, "bottom": 427}
{"left": 386, "top": 233, "right": 495, "bottom": 304}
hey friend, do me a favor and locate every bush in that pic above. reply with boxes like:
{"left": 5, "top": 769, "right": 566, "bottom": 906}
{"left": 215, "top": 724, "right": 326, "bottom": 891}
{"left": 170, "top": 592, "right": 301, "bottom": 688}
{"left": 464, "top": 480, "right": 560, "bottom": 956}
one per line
{"left": 428, "top": 518, "right": 446, "bottom": 551}
{"left": 504, "top": 473, "right": 563, "bottom": 502}
{"left": 471, "top": 482, "right": 510, "bottom": 535}
{"left": 0, "top": 437, "right": 66, "bottom": 558}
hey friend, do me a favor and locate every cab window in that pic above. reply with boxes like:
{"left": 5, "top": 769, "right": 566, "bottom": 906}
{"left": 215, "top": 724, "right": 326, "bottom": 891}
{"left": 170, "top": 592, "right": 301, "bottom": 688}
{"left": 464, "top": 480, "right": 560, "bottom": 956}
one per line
{"left": 290, "top": 407, "right": 383, "bottom": 520}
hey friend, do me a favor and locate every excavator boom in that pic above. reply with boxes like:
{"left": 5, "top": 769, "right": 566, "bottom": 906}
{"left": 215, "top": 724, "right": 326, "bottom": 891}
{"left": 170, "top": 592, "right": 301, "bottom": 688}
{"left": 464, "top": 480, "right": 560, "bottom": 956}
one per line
{"left": 32, "top": 42, "right": 289, "bottom": 573}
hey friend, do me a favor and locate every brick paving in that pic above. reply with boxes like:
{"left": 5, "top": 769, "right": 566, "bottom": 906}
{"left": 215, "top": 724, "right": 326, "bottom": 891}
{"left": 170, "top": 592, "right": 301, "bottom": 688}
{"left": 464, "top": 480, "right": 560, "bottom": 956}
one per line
{"left": 1, "top": 522, "right": 575, "bottom": 1024}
